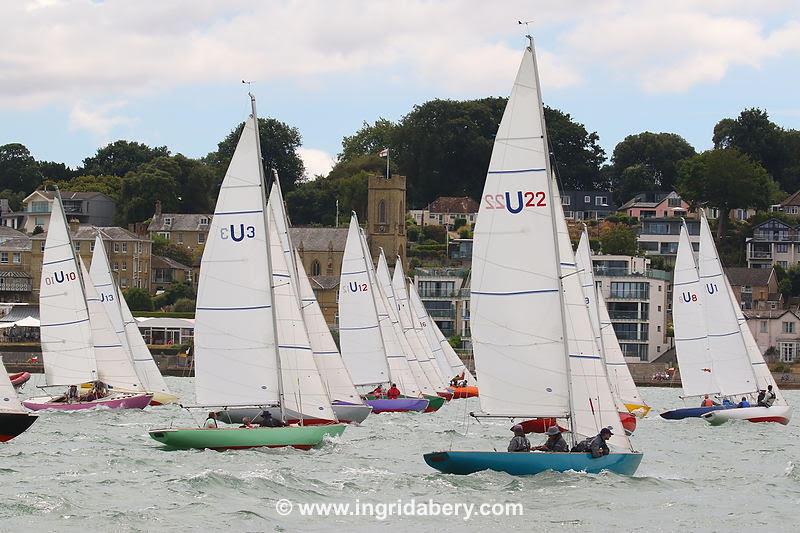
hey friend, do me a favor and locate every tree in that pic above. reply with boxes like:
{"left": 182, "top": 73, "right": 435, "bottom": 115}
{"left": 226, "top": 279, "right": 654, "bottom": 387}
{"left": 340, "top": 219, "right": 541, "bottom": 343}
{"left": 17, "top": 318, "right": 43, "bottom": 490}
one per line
{"left": 206, "top": 117, "right": 304, "bottom": 195}
{"left": 614, "top": 164, "right": 657, "bottom": 207}
{"left": 0, "top": 189, "right": 26, "bottom": 211}
{"left": 545, "top": 107, "right": 606, "bottom": 190}
{"left": 39, "top": 161, "right": 77, "bottom": 182}
{"left": 712, "top": 108, "right": 794, "bottom": 189}
{"left": 173, "top": 298, "right": 196, "bottom": 312}
{"left": 600, "top": 224, "right": 637, "bottom": 255}
{"left": 152, "top": 235, "right": 193, "bottom": 266}
{"left": 611, "top": 132, "right": 696, "bottom": 194}
{"left": 80, "top": 140, "right": 169, "bottom": 177}
{"left": 421, "top": 225, "right": 447, "bottom": 243}
{"left": 43, "top": 175, "right": 122, "bottom": 203}
{"left": 677, "top": 148, "right": 780, "bottom": 237}
{"left": 154, "top": 282, "right": 196, "bottom": 310}
{"left": 124, "top": 287, "right": 154, "bottom": 312}
{"left": 120, "top": 166, "right": 179, "bottom": 224}
{"left": 143, "top": 155, "right": 214, "bottom": 213}
{"left": 339, "top": 118, "right": 397, "bottom": 162}
{"left": 285, "top": 178, "right": 338, "bottom": 226}
{"left": 0, "top": 143, "right": 43, "bottom": 193}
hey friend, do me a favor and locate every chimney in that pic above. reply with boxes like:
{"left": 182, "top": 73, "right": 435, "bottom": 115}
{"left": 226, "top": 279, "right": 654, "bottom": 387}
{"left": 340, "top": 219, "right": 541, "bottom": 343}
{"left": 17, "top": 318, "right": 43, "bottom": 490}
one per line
{"left": 154, "top": 199, "right": 162, "bottom": 217}
{"left": 68, "top": 218, "right": 80, "bottom": 234}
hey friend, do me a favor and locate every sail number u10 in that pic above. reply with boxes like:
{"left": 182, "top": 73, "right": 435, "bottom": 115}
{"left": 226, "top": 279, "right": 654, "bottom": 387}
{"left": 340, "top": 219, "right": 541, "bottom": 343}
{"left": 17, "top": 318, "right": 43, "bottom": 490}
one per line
{"left": 484, "top": 191, "right": 546, "bottom": 213}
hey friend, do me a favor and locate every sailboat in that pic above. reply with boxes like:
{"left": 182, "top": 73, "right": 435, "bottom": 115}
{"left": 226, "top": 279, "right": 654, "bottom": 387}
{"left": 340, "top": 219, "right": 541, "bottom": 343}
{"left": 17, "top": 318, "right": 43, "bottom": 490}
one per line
{"left": 217, "top": 182, "right": 372, "bottom": 425}
{"left": 575, "top": 228, "right": 649, "bottom": 421}
{"left": 423, "top": 37, "right": 642, "bottom": 476}
{"left": 0, "top": 357, "right": 37, "bottom": 442}
{"left": 23, "top": 191, "right": 152, "bottom": 411}
{"left": 8, "top": 372, "right": 31, "bottom": 391}
{"left": 148, "top": 95, "right": 346, "bottom": 450}
{"left": 338, "top": 213, "right": 428, "bottom": 413}
{"left": 88, "top": 233, "right": 178, "bottom": 406}
{"left": 663, "top": 216, "right": 791, "bottom": 424}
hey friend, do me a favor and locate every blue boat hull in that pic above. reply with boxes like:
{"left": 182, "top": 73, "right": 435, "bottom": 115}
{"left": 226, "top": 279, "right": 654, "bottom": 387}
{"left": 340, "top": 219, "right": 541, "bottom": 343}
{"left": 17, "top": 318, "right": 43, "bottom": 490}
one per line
{"left": 365, "top": 398, "right": 428, "bottom": 413}
{"left": 423, "top": 451, "right": 643, "bottom": 476}
{"left": 660, "top": 406, "right": 729, "bottom": 420}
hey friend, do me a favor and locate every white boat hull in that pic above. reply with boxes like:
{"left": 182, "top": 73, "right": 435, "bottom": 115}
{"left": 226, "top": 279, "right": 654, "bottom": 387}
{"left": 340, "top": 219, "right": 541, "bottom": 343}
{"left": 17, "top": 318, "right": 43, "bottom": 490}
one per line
{"left": 701, "top": 405, "right": 792, "bottom": 426}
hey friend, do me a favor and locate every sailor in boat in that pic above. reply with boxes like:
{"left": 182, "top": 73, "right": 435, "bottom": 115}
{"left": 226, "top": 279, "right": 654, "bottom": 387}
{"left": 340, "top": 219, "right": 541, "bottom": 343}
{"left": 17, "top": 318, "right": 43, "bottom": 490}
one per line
{"left": 737, "top": 397, "right": 751, "bottom": 408}
{"left": 386, "top": 383, "right": 401, "bottom": 400}
{"left": 507, "top": 424, "right": 531, "bottom": 453}
{"left": 532, "top": 426, "right": 569, "bottom": 453}
{"left": 701, "top": 394, "right": 718, "bottom": 407}
{"left": 258, "top": 411, "right": 286, "bottom": 428}
{"left": 239, "top": 417, "right": 254, "bottom": 429}
{"left": 204, "top": 412, "right": 218, "bottom": 429}
{"left": 371, "top": 385, "right": 384, "bottom": 398}
{"left": 758, "top": 385, "right": 776, "bottom": 407}
{"left": 571, "top": 427, "right": 612, "bottom": 458}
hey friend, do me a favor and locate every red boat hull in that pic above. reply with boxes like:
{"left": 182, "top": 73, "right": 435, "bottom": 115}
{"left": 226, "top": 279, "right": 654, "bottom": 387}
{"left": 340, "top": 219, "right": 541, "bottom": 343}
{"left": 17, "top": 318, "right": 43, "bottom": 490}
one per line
{"left": 516, "top": 412, "right": 637, "bottom": 435}
{"left": 8, "top": 372, "right": 31, "bottom": 388}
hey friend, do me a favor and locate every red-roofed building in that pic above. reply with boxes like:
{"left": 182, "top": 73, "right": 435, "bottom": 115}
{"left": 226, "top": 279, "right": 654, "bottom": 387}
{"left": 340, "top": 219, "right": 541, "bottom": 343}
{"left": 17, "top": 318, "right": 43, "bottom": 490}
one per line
{"left": 409, "top": 196, "right": 479, "bottom": 229}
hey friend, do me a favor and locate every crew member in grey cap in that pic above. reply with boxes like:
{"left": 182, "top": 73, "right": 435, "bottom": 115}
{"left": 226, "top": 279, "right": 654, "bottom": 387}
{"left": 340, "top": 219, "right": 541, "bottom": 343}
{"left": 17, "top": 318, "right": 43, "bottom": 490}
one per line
{"left": 532, "top": 425, "right": 569, "bottom": 452}
{"left": 507, "top": 424, "right": 531, "bottom": 452}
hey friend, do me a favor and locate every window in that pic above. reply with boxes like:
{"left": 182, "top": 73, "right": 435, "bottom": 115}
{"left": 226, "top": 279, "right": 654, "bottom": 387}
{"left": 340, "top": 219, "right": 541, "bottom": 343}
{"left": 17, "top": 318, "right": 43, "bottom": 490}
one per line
{"left": 113, "top": 262, "right": 118, "bottom": 271}
{"left": 777, "top": 243, "right": 789, "bottom": 253}
{"left": 73, "top": 241, "right": 81, "bottom": 252}
{"left": 114, "top": 243, "right": 120, "bottom": 253}
{"left": 35, "top": 216, "right": 45, "bottom": 225}
{"left": 783, "top": 321, "right": 794, "bottom": 334}
{"left": 122, "top": 262, "right": 127, "bottom": 271}
{"left": 564, "top": 211, "right": 574, "bottom": 219}
{"left": 120, "top": 277, "right": 128, "bottom": 288}
{"left": 90, "top": 241, "right": 95, "bottom": 252}
{"left": 310, "top": 260, "right": 321, "bottom": 276}
{"left": 584, "top": 195, "right": 591, "bottom": 203}
{"left": 760, "top": 321, "right": 768, "bottom": 333}
{"left": 177, "top": 233, "right": 183, "bottom": 244}
{"left": 780, "top": 342, "right": 795, "bottom": 363}
{"left": 668, "top": 197, "right": 682, "bottom": 207}
{"left": 779, "top": 261, "right": 789, "bottom": 268}
{"left": 595, "top": 196, "right": 607, "bottom": 206}
{"left": 378, "top": 200, "right": 387, "bottom": 224}
{"left": 657, "top": 305, "right": 662, "bottom": 312}
{"left": 0, "top": 252, "right": 7, "bottom": 264}
{"left": 199, "top": 217, "right": 209, "bottom": 226}
{"left": 31, "top": 201, "right": 49, "bottom": 213}
{"left": 12, "top": 252, "right": 20, "bottom": 264}
{"left": 164, "top": 217, "right": 173, "bottom": 226}
{"left": 158, "top": 232, "right": 170, "bottom": 239}
{"left": 657, "top": 325, "right": 661, "bottom": 332}
{"left": 562, "top": 196, "right": 571, "bottom": 206}
{"left": 122, "top": 242, "right": 128, "bottom": 253}
{"left": 198, "top": 233, "right": 205, "bottom": 244}
{"left": 399, "top": 201, "right": 403, "bottom": 223}
{"left": 610, "top": 281, "right": 649, "bottom": 300}
{"left": 40, "top": 241, "right": 45, "bottom": 252}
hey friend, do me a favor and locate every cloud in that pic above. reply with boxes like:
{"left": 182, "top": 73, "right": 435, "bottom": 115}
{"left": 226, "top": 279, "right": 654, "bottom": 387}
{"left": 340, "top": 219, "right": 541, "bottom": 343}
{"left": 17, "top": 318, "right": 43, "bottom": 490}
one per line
{"left": 298, "top": 147, "right": 335, "bottom": 179}
{"left": 68, "top": 101, "right": 134, "bottom": 137}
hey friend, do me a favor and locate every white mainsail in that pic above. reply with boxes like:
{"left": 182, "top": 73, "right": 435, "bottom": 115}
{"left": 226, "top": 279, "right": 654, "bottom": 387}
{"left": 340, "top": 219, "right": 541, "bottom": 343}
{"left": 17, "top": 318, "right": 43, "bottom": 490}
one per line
{"left": 39, "top": 193, "right": 98, "bottom": 386}
{"left": 81, "top": 257, "right": 142, "bottom": 392}
{"left": 432, "top": 320, "right": 476, "bottom": 386}
{"left": 89, "top": 234, "right": 172, "bottom": 397}
{"left": 554, "top": 188, "right": 627, "bottom": 447}
{"left": 471, "top": 45, "right": 569, "bottom": 418}
{"left": 725, "top": 278, "right": 787, "bottom": 405}
{"left": 672, "top": 221, "right": 717, "bottom": 397}
{"left": 267, "top": 209, "right": 336, "bottom": 421}
{"left": 698, "top": 215, "right": 758, "bottom": 396}
{"left": 376, "top": 251, "right": 437, "bottom": 395}
{"left": 0, "top": 358, "right": 26, "bottom": 413}
{"left": 193, "top": 106, "right": 280, "bottom": 407}
{"left": 359, "top": 232, "right": 422, "bottom": 396}
{"left": 338, "top": 214, "right": 390, "bottom": 386}
{"left": 575, "top": 229, "right": 640, "bottom": 411}
{"left": 392, "top": 258, "right": 448, "bottom": 391}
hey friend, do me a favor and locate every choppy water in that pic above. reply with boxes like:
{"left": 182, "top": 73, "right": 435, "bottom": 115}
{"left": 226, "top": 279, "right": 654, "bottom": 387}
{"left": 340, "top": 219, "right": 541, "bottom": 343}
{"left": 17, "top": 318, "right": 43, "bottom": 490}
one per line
{"left": 2, "top": 377, "right": 799, "bottom": 532}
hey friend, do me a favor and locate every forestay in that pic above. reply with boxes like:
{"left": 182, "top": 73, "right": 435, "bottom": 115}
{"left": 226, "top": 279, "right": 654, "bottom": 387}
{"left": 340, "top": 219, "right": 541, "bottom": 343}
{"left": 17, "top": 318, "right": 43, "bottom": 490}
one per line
{"left": 672, "top": 222, "right": 717, "bottom": 397}
{"left": 470, "top": 45, "right": 569, "bottom": 418}
{"left": 39, "top": 193, "right": 97, "bottom": 386}
{"left": 193, "top": 112, "right": 280, "bottom": 406}
{"left": 339, "top": 215, "right": 390, "bottom": 386}
{"left": 698, "top": 215, "right": 758, "bottom": 396}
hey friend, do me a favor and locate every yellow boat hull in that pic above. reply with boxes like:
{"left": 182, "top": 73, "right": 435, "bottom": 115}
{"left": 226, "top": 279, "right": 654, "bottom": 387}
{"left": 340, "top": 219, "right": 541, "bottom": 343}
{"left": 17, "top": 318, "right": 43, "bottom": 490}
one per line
{"left": 625, "top": 403, "right": 651, "bottom": 418}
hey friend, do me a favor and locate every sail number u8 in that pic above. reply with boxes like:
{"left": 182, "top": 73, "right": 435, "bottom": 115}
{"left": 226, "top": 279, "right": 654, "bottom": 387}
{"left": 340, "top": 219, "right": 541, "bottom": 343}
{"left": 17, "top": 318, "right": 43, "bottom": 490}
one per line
{"left": 483, "top": 191, "right": 546, "bottom": 213}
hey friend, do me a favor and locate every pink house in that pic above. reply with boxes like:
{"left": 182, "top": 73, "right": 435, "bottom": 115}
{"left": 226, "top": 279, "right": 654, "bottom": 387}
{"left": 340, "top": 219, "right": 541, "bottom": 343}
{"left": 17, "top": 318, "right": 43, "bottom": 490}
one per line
{"left": 619, "top": 191, "right": 692, "bottom": 219}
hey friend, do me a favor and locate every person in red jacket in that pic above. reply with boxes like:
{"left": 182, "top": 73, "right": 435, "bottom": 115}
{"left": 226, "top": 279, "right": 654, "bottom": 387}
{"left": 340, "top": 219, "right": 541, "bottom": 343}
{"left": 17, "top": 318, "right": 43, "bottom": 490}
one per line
{"left": 371, "top": 385, "right": 384, "bottom": 398}
{"left": 386, "top": 383, "right": 401, "bottom": 399}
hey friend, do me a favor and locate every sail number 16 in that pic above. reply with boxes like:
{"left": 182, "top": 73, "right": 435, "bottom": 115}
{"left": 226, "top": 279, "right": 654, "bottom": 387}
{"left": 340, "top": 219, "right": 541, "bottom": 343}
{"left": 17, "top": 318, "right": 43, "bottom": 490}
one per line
{"left": 484, "top": 191, "right": 546, "bottom": 213}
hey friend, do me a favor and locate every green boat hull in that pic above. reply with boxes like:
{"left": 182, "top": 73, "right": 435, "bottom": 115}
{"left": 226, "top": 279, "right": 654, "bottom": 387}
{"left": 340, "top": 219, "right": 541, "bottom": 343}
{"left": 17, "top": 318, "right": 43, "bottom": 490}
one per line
{"left": 148, "top": 424, "right": 347, "bottom": 450}
{"left": 423, "top": 395, "right": 445, "bottom": 413}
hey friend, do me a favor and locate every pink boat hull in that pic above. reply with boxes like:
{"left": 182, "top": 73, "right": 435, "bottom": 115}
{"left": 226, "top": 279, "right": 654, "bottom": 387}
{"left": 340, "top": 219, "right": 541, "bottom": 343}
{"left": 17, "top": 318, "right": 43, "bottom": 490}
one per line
{"left": 22, "top": 393, "right": 153, "bottom": 411}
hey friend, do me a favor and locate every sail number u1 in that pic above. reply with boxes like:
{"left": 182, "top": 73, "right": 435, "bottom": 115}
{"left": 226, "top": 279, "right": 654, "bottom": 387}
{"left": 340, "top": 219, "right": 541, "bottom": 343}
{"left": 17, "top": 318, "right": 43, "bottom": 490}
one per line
{"left": 220, "top": 224, "right": 256, "bottom": 242}
{"left": 483, "top": 191, "right": 546, "bottom": 213}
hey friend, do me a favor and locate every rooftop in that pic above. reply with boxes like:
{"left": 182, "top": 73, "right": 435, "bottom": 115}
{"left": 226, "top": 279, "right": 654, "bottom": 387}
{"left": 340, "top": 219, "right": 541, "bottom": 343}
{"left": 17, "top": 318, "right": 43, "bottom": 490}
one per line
{"left": 152, "top": 255, "right": 192, "bottom": 271}
{"left": 25, "top": 190, "right": 114, "bottom": 202}
{"left": 426, "top": 196, "right": 479, "bottom": 214}
{"left": 0, "top": 227, "right": 31, "bottom": 251}
{"left": 290, "top": 227, "right": 348, "bottom": 252}
{"left": 148, "top": 213, "right": 211, "bottom": 232}
{"left": 724, "top": 267, "right": 773, "bottom": 287}
{"left": 31, "top": 225, "right": 147, "bottom": 242}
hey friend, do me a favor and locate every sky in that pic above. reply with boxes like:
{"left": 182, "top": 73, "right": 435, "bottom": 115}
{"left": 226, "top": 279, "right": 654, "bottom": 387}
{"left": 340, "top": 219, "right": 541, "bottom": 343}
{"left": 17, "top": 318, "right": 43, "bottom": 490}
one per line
{"left": 1, "top": 0, "right": 799, "bottom": 178}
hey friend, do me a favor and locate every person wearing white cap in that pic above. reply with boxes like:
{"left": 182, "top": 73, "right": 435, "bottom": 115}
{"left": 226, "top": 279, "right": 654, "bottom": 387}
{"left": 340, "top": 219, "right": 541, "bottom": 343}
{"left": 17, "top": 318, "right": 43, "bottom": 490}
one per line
{"left": 532, "top": 426, "right": 569, "bottom": 452}
{"left": 507, "top": 424, "right": 531, "bottom": 452}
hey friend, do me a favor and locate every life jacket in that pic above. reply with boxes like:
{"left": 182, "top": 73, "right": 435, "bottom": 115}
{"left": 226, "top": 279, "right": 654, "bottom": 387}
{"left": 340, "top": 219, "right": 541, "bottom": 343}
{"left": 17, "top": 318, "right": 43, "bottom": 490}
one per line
{"left": 701, "top": 398, "right": 714, "bottom": 407}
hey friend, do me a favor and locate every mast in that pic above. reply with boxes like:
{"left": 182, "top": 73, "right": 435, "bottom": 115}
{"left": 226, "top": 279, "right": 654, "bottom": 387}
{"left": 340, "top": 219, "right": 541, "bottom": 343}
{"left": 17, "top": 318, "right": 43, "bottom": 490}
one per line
{"left": 529, "top": 33, "right": 577, "bottom": 445}
{"left": 251, "top": 93, "right": 286, "bottom": 422}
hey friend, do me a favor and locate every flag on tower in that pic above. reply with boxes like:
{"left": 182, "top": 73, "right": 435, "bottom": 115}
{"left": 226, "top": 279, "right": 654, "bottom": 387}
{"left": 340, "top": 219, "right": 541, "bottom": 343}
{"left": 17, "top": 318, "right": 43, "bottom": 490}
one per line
{"left": 379, "top": 148, "right": 389, "bottom": 158}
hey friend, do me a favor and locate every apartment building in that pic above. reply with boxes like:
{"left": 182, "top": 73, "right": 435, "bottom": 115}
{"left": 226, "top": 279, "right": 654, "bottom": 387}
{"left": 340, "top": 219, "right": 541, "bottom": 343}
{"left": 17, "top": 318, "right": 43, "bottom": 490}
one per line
{"left": 0, "top": 226, "right": 32, "bottom": 302}
{"left": 746, "top": 309, "right": 800, "bottom": 363}
{"left": 724, "top": 267, "right": 781, "bottom": 311}
{"left": 8, "top": 190, "right": 116, "bottom": 234}
{"left": 746, "top": 218, "right": 800, "bottom": 269}
{"left": 413, "top": 268, "right": 470, "bottom": 343}
{"left": 31, "top": 223, "right": 152, "bottom": 296}
{"left": 409, "top": 196, "right": 479, "bottom": 229}
{"left": 561, "top": 190, "right": 616, "bottom": 220}
{"left": 637, "top": 217, "right": 700, "bottom": 262}
{"left": 592, "top": 254, "right": 672, "bottom": 363}
{"left": 619, "top": 191, "right": 690, "bottom": 219}
{"left": 147, "top": 201, "right": 210, "bottom": 259}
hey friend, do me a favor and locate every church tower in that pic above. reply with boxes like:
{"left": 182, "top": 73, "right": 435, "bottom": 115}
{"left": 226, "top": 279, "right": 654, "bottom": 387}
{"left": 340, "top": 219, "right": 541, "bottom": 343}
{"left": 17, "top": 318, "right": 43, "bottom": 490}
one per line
{"left": 367, "top": 174, "right": 407, "bottom": 267}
